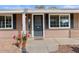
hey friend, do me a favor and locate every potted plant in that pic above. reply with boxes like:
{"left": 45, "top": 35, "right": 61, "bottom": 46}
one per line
{"left": 22, "top": 35, "right": 27, "bottom": 48}
{"left": 12, "top": 32, "right": 22, "bottom": 48}
{"left": 12, "top": 32, "right": 30, "bottom": 48}
{"left": 22, "top": 32, "right": 30, "bottom": 48}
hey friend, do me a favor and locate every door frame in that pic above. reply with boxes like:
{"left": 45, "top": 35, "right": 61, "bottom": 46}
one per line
{"left": 32, "top": 13, "right": 45, "bottom": 38}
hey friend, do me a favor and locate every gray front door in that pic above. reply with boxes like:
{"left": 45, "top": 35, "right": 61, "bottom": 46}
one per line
{"left": 34, "top": 15, "right": 43, "bottom": 37}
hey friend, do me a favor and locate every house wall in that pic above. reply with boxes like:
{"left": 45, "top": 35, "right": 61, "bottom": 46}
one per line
{"left": 44, "top": 14, "right": 69, "bottom": 38}
{"left": 45, "top": 13, "right": 79, "bottom": 38}
{"left": 74, "top": 13, "right": 79, "bottom": 28}
{"left": 1, "top": 13, "right": 79, "bottom": 39}
{"left": 26, "top": 14, "right": 32, "bottom": 35}
{"left": 26, "top": 14, "right": 31, "bottom": 31}
{"left": 45, "top": 29, "right": 69, "bottom": 38}
{"left": 15, "top": 13, "right": 79, "bottom": 38}
{"left": 0, "top": 13, "right": 33, "bottom": 39}
{"left": 70, "top": 13, "right": 79, "bottom": 38}
{"left": 71, "top": 29, "right": 79, "bottom": 38}
{"left": 0, "top": 14, "right": 22, "bottom": 39}
{"left": 16, "top": 14, "right": 22, "bottom": 31}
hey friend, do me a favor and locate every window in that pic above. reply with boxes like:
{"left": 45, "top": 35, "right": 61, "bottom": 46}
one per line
{"left": 60, "top": 15, "right": 69, "bottom": 27}
{"left": 0, "top": 16, "right": 5, "bottom": 28}
{"left": 0, "top": 15, "right": 13, "bottom": 29}
{"left": 50, "top": 15, "right": 59, "bottom": 27}
{"left": 6, "top": 16, "right": 12, "bottom": 28}
{"left": 49, "top": 14, "right": 70, "bottom": 29}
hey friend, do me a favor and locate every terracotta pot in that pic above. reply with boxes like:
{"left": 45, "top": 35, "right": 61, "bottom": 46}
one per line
{"left": 15, "top": 40, "right": 21, "bottom": 48}
{"left": 15, "top": 42, "right": 20, "bottom": 48}
{"left": 22, "top": 41, "right": 27, "bottom": 48}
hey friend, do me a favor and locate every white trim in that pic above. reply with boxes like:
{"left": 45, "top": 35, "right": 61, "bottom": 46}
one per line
{"left": 48, "top": 14, "right": 50, "bottom": 29}
{"left": 49, "top": 14, "right": 70, "bottom": 29}
{"left": 43, "top": 14, "right": 45, "bottom": 38}
{"left": 32, "top": 13, "right": 45, "bottom": 38}
{"left": 5, "top": 16, "right": 6, "bottom": 28}
{"left": 49, "top": 14, "right": 70, "bottom": 15}
{"left": 22, "top": 13, "right": 26, "bottom": 34}
{"left": 11, "top": 15, "right": 13, "bottom": 29}
{"left": 0, "top": 15, "right": 13, "bottom": 29}
{"left": 59, "top": 15, "right": 60, "bottom": 28}
{"left": 69, "top": 14, "right": 71, "bottom": 29}
{"left": 32, "top": 14, "right": 34, "bottom": 37}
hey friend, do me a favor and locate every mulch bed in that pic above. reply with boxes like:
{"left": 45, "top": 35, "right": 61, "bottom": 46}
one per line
{"left": 57, "top": 45, "right": 79, "bottom": 53}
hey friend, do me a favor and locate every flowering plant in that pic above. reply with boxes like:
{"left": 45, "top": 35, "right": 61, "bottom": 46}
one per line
{"left": 12, "top": 32, "right": 30, "bottom": 48}
{"left": 22, "top": 32, "right": 30, "bottom": 41}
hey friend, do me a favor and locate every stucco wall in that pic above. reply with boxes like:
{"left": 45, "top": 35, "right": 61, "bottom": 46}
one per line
{"left": 1, "top": 13, "right": 79, "bottom": 39}
{"left": 45, "top": 13, "right": 79, "bottom": 38}
{"left": 45, "top": 29, "right": 69, "bottom": 38}
{"left": 70, "top": 29, "right": 79, "bottom": 38}
{"left": 16, "top": 14, "right": 22, "bottom": 31}
{"left": 74, "top": 13, "right": 79, "bottom": 29}
{"left": 0, "top": 14, "right": 22, "bottom": 39}
{"left": 70, "top": 13, "right": 79, "bottom": 38}
{"left": 0, "top": 30, "right": 18, "bottom": 39}
{"left": 26, "top": 14, "right": 32, "bottom": 35}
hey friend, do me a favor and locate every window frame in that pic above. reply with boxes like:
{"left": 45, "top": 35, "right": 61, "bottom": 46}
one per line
{"left": 49, "top": 14, "right": 70, "bottom": 29}
{"left": 0, "top": 14, "right": 13, "bottom": 29}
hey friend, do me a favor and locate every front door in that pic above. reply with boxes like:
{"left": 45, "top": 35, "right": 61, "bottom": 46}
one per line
{"left": 33, "top": 15, "right": 43, "bottom": 37}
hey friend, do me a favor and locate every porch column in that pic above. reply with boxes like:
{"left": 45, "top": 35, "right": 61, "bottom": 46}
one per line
{"left": 22, "top": 13, "right": 26, "bottom": 34}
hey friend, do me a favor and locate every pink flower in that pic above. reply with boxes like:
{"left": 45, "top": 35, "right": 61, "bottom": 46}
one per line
{"left": 18, "top": 32, "right": 22, "bottom": 39}
{"left": 26, "top": 32, "right": 30, "bottom": 38}
{"left": 13, "top": 35, "right": 16, "bottom": 40}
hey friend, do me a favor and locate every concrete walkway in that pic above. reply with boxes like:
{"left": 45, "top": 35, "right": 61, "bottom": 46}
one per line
{"left": 26, "top": 39, "right": 58, "bottom": 53}
{"left": 26, "top": 38, "right": 79, "bottom": 53}
{"left": 0, "top": 38, "right": 79, "bottom": 53}
{"left": 55, "top": 38, "right": 79, "bottom": 45}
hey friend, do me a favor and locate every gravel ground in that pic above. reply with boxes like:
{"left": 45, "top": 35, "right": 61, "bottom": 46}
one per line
{"left": 56, "top": 45, "right": 79, "bottom": 53}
